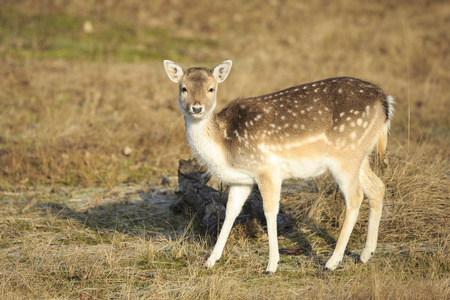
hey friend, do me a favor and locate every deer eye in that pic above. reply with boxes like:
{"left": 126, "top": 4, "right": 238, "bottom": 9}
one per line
{"left": 181, "top": 87, "right": 188, "bottom": 93}
{"left": 208, "top": 88, "right": 215, "bottom": 93}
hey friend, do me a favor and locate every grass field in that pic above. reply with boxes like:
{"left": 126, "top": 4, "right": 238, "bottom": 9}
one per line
{"left": 0, "top": 0, "right": 449, "bottom": 299}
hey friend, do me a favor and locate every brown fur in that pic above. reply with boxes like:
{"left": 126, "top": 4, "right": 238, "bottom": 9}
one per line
{"left": 214, "top": 77, "right": 391, "bottom": 171}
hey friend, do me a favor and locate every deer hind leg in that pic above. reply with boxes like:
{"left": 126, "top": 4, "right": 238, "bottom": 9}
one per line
{"left": 205, "top": 184, "right": 253, "bottom": 269}
{"left": 359, "top": 158, "right": 385, "bottom": 263}
{"left": 326, "top": 167, "right": 364, "bottom": 270}
{"left": 256, "top": 171, "right": 282, "bottom": 273}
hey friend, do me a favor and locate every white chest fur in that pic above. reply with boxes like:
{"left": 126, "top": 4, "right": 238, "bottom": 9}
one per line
{"left": 185, "top": 117, "right": 255, "bottom": 185}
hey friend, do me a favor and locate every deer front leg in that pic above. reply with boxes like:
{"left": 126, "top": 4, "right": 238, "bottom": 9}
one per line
{"left": 256, "top": 170, "right": 282, "bottom": 273}
{"left": 205, "top": 184, "right": 252, "bottom": 269}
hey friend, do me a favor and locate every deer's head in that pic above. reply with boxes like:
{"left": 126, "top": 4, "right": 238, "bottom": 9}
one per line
{"left": 164, "top": 60, "right": 232, "bottom": 120}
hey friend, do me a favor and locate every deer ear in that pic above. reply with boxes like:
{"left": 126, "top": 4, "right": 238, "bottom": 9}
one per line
{"left": 212, "top": 60, "right": 232, "bottom": 83}
{"left": 164, "top": 60, "right": 184, "bottom": 83}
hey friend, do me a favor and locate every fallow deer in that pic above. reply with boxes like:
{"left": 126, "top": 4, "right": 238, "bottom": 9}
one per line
{"left": 164, "top": 60, "right": 394, "bottom": 273}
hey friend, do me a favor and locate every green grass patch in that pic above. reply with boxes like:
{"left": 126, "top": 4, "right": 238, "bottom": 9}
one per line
{"left": 0, "top": 5, "right": 219, "bottom": 62}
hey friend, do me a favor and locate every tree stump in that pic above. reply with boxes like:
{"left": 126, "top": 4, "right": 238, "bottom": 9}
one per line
{"left": 172, "top": 159, "right": 293, "bottom": 238}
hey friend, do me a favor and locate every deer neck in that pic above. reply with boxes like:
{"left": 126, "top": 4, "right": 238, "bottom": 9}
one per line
{"left": 184, "top": 112, "right": 225, "bottom": 168}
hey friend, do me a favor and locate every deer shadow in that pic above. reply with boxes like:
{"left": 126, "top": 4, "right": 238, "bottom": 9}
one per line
{"left": 35, "top": 186, "right": 190, "bottom": 239}
{"left": 34, "top": 183, "right": 358, "bottom": 268}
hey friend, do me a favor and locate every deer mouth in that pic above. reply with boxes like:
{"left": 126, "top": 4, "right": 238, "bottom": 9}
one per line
{"left": 188, "top": 112, "right": 205, "bottom": 120}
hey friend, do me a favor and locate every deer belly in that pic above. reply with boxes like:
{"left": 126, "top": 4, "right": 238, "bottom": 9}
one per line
{"left": 278, "top": 156, "right": 328, "bottom": 179}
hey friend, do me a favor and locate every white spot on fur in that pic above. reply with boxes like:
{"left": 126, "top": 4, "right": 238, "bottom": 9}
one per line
{"left": 357, "top": 118, "right": 363, "bottom": 126}
{"left": 234, "top": 130, "right": 241, "bottom": 142}
{"left": 283, "top": 133, "right": 329, "bottom": 150}
{"left": 350, "top": 132, "right": 357, "bottom": 139}
{"left": 339, "top": 124, "right": 345, "bottom": 132}
{"left": 340, "top": 112, "right": 345, "bottom": 117}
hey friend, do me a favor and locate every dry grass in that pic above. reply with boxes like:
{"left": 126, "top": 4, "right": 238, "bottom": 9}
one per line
{"left": 0, "top": 0, "right": 449, "bottom": 299}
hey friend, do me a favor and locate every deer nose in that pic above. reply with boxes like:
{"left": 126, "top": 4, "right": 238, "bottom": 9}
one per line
{"left": 192, "top": 106, "right": 203, "bottom": 114}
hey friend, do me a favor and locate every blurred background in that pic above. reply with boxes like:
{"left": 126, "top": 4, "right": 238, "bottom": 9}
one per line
{"left": 0, "top": 0, "right": 448, "bottom": 187}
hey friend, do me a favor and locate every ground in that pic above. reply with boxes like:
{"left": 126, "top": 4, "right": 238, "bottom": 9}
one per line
{"left": 0, "top": 1, "right": 449, "bottom": 299}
